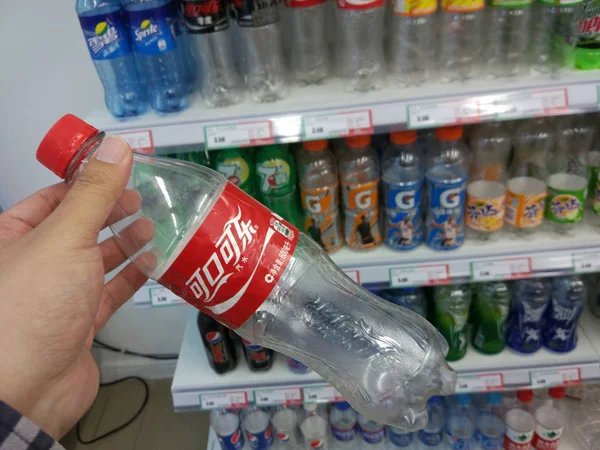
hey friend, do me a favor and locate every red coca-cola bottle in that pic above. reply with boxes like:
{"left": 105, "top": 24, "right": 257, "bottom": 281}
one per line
{"left": 198, "top": 312, "right": 237, "bottom": 374}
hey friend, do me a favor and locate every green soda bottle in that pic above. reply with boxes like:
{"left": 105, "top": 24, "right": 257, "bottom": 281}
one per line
{"left": 472, "top": 282, "right": 511, "bottom": 355}
{"left": 214, "top": 148, "right": 256, "bottom": 197}
{"left": 163, "top": 145, "right": 214, "bottom": 167}
{"left": 256, "top": 145, "right": 303, "bottom": 228}
{"left": 433, "top": 284, "right": 472, "bottom": 362}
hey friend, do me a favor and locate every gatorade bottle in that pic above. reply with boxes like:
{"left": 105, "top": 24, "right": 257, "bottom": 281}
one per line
{"left": 382, "top": 131, "right": 425, "bottom": 250}
{"left": 339, "top": 136, "right": 382, "bottom": 250}
{"left": 215, "top": 148, "right": 257, "bottom": 197}
{"left": 297, "top": 140, "right": 344, "bottom": 253}
{"left": 426, "top": 127, "right": 469, "bottom": 251}
{"left": 256, "top": 145, "right": 303, "bottom": 228}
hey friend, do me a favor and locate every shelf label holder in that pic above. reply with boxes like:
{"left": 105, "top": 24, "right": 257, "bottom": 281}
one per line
{"left": 389, "top": 264, "right": 450, "bottom": 288}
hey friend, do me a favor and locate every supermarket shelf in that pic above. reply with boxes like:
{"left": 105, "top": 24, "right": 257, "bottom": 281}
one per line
{"left": 85, "top": 72, "right": 600, "bottom": 150}
{"left": 171, "top": 310, "right": 600, "bottom": 412}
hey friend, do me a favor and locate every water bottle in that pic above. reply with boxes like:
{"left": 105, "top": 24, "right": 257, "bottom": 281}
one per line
{"left": 272, "top": 406, "right": 302, "bottom": 450}
{"left": 532, "top": 387, "right": 566, "bottom": 449}
{"left": 357, "top": 415, "right": 386, "bottom": 450}
{"left": 387, "top": 426, "right": 414, "bottom": 449}
{"left": 445, "top": 394, "right": 476, "bottom": 450}
{"left": 378, "top": 288, "right": 427, "bottom": 317}
{"left": 425, "top": 127, "right": 469, "bottom": 251}
{"left": 211, "top": 409, "right": 248, "bottom": 450}
{"left": 417, "top": 396, "right": 444, "bottom": 449}
{"left": 388, "top": 0, "right": 437, "bottom": 86}
{"left": 485, "top": 0, "right": 533, "bottom": 77}
{"left": 285, "top": 0, "right": 330, "bottom": 84}
{"left": 475, "top": 393, "right": 505, "bottom": 450}
{"left": 329, "top": 402, "right": 357, "bottom": 450}
{"left": 440, "top": 0, "right": 485, "bottom": 81}
{"left": 335, "top": 0, "right": 385, "bottom": 91}
{"left": 242, "top": 407, "right": 275, "bottom": 450}
{"left": 121, "top": 0, "right": 191, "bottom": 112}
{"left": 76, "top": 0, "right": 147, "bottom": 117}
{"left": 382, "top": 131, "right": 425, "bottom": 250}
{"left": 507, "top": 278, "right": 551, "bottom": 354}
{"left": 543, "top": 275, "right": 586, "bottom": 353}
{"left": 37, "top": 115, "right": 456, "bottom": 429}
{"left": 231, "top": 0, "right": 287, "bottom": 102}
{"left": 301, "top": 405, "right": 329, "bottom": 450}
{"left": 181, "top": 0, "right": 244, "bottom": 107}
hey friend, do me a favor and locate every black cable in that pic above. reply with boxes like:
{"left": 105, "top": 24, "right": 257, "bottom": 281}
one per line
{"left": 92, "top": 339, "right": 178, "bottom": 360}
{"left": 76, "top": 376, "right": 150, "bottom": 445}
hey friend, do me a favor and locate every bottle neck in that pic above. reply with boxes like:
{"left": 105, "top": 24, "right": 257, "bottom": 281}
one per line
{"left": 64, "top": 132, "right": 106, "bottom": 183}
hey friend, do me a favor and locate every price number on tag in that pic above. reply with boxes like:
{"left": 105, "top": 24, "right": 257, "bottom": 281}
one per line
{"left": 407, "top": 101, "right": 480, "bottom": 129}
{"left": 470, "top": 258, "right": 532, "bottom": 282}
{"left": 389, "top": 264, "right": 450, "bottom": 288}
{"left": 302, "top": 110, "right": 373, "bottom": 140}
{"left": 456, "top": 373, "right": 504, "bottom": 393}
{"left": 255, "top": 388, "right": 302, "bottom": 406}
{"left": 149, "top": 286, "right": 185, "bottom": 307}
{"left": 530, "top": 367, "right": 581, "bottom": 388}
{"left": 573, "top": 252, "right": 600, "bottom": 273}
{"left": 205, "top": 121, "right": 274, "bottom": 150}
{"left": 303, "top": 386, "right": 343, "bottom": 403}
{"left": 201, "top": 392, "right": 248, "bottom": 410}
{"left": 119, "top": 130, "right": 154, "bottom": 155}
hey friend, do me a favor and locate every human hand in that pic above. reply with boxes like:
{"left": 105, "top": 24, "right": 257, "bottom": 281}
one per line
{"left": 0, "top": 136, "right": 154, "bottom": 439}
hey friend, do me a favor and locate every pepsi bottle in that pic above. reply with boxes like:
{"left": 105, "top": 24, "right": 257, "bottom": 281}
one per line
{"left": 198, "top": 312, "right": 237, "bottom": 374}
{"left": 241, "top": 339, "right": 274, "bottom": 372}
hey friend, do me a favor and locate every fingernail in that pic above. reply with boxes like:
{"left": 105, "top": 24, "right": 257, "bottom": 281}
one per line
{"left": 96, "top": 136, "right": 129, "bottom": 164}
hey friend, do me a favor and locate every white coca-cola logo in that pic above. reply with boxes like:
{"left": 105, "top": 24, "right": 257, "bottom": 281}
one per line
{"left": 338, "top": 0, "right": 378, "bottom": 6}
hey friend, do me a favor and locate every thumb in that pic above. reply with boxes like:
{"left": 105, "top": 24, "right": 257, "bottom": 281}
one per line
{"left": 52, "top": 135, "right": 133, "bottom": 246}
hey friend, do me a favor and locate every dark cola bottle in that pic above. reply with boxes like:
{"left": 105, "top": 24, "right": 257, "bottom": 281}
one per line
{"left": 198, "top": 312, "right": 237, "bottom": 374}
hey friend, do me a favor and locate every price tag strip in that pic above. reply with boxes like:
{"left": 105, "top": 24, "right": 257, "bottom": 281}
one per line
{"left": 200, "top": 392, "right": 248, "bottom": 410}
{"left": 119, "top": 130, "right": 154, "bottom": 155}
{"left": 572, "top": 252, "right": 600, "bottom": 274}
{"left": 495, "top": 88, "right": 569, "bottom": 120}
{"left": 254, "top": 388, "right": 303, "bottom": 406}
{"left": 303, "top": 385, "right": 344, "bottom": 403}
{"left": 204, "top": 121, "right": 274, "bottom": 150}
{"left": 302, "top": 110, "right": 373, "bottom": 140}
{"left": 407, "top": 99, "right": 481, "bottom": 129}
{"left": 455, "top": 373, "right": 504, "bottom": 393}
{"left": 148, "top": 285, "right": 186, "bottom": 307}
{"left": 530, "top": 367, "right": 582, "bottom": 388}
{"left": 389, "top": 264, "right": 450, "bottom": 288}
{"left": 470, "top": 257, "right": 532, "bottom": 282}
{"left": 343, "top": 270, "right": 361, "bottom": 284}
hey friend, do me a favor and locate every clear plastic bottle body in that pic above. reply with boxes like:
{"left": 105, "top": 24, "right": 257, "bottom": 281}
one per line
{"left": 272, "top": 406, "right": 302, "bottom": 450}
{"left": 211, "top": 409, "right": 250, "bottom": 450}
{"left": 417, "top": 397, "right": 445, "bottom": 449}
{"left": 357, "top": 414, "right": 386, "bottom": 450}
{"left": 76, "top": 0, "right": 147, "bottom": 118}
{"left": 475, "top": 394, "right": 505, "bottom": 450}
{"left": 445, "top": 395, "right": 476, "bottom": 450}
{"left": 329, "top": 402, "right": 357, "bottom": 450}
{"left": 335, "top": 4, "right": 386, "bottom": 92}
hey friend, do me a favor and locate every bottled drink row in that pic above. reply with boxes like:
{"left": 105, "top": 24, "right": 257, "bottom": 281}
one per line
{"left": 76, "top": 0, "right": 600, "bottom": 117}
{"left": 210, "top": 388, "right": 570, "bottom": 450}
{"left": 164, "top": 115, "right": 600, "bottom": 253}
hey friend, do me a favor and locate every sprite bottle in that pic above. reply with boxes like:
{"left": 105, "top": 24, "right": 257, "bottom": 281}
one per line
{"left": 214, "top": 148, "right": 257, "bottom": 197}
{"left": 256, "top": 144, "right": 303, "bottom": 228}
{"left": 472, "top": 282, "right": 511, "bottom": 355}
{"left": 433, "top": 284, "right": 472, "bottom": 362}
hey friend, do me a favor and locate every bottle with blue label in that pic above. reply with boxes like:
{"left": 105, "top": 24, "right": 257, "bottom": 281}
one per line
{"left": 445, "top": 394, "right": 475, "bottom": 450}
{"left": 211, "top": 409, "right": 249, "bottom": 450}
{"left": 330, "top": 402, "right": 357, "bottom": 450}
{"left": 242, "top": 407, "right": 274, "bottom": 450}
{"left": 475, "top": 393, "right": 504, "bottom": 450}
{"left": 543, "top": 275, "right": 586, "bottom": 353}
{"left": 425, "top": 127, "right": 469, "bottom": 251}
{"left": 418, "top": 396, "right": 444, "bottom": 449}
{"left": 382, "top": 131, "right": 425, "bottom": 250}
{"left": 76, "top": 0, "right": 147, "bottom": 117}
{"left": 358, "top": 414, "right": 386, "bottom": 450}
{"left": 121, "top": 0, "right": 192, "bottom": 112}
{"left": 507, "top": 278, "right": 551, "bottom": 354}
{"left": 387, "top": 426, "right": 414, "bottom": 449}
{"left": 378, "top": 288, "right": 426, "bottom": 317}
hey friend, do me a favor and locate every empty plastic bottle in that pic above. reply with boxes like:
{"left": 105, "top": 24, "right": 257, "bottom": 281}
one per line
{"left": 121, "top": 0, "right": 191, "bottom": 112}
{"left": 388, "top": 0, "right": 437, "bottom": 86}
{"left": 358, "top": 415, "right": 386, "bottom": 450}
{"left": 231, "top": 0, "right": 287, "bottom": 102}
{"left": 335, "top": 0, "right": 386, "bottom": 91}
{"left": 330, "top": 402, "right": 357, "bottom": 450}
{"left": 382, "top": 131, "right": 425, "bottom": 250}
{"left": 476, "top": 393, "right": 505, "bottom": 450}
{"left": 182, "top": 0, "right": 243, "bottom": 107}
{"left": 211, "top": 409, "right": 249, "bottom": 450}
{"left": 439, "top": 0, "right": 485, "bottom": 81}
{"left": 285, "top": 0, "right": 330, "bottom": 84}
{"left": 446, "top": 394, "right": 476, "bottom": 450}
{"left": 76, "top": 0, "right": 147, "bottom": 117}
{"left": 417, "top": 396, "right": 445, "bottom": 449}
{"left": 37, "top": 114, "right": 456, "bottom": 430}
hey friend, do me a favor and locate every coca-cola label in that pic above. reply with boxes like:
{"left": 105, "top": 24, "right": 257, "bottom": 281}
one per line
{"left": 285, "top": 0, "right": 327, "bottom": 7}
{"left": 231, "top": 0, "right": 282, "bottom": 27}
{"left": 182, "top": 0, "right": 229, "bottom": 34}
{"left": 531, "top": 423, "right": 562, "bottom": 450}
{"left": 336, "top": 0, "right": 384, "bottom": 10}
{"left": 159, "top": 182, "right": 299, "bottom": 329}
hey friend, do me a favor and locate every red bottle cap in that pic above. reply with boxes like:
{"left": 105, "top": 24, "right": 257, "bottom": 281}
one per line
{"left": 549, "top": 387, "right": 566, "bottom": 399}
{"left": 37, "top": 114, "right": 99, "bottom": 179}
{"left": 303, "top": 140, "right": 328, "bottom": 152}
{"left": 517, "top": 389, "right": 534, "bottom": 403}
{"left": 390, "top": 131, "right": 417, "bottom": 145}
{"left": 435, "top": 126, "right": 463, "bottom": 141}
{"left": 346, "top": 135, "right": 371, "bottom": 148}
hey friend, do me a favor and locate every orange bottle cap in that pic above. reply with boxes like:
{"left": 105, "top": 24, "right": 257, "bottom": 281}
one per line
{"left": 303, "top": 140, "right": 328, "bottom": 152}
{"left": 345, "top": 135, "right": 371, "bottom": 148}
{"left": 435, "top": 126, "right": 463, "bottom": 141}
{"left": 390, "top": 131, "right": 417, "bottom": 145}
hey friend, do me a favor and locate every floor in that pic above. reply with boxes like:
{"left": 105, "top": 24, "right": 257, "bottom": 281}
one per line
{"left": 60, "top": 378, "right": 210, "bottom": 450}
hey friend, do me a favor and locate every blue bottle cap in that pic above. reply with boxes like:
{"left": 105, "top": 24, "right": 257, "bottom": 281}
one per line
{"left": 335, "top": 401, "right": 351, "bottom": 411}
{"left": 487, "top": 392, "right": 502, "bottom": 405}
{"left": 456, "top": 394, "right": 471, "bottom": 405}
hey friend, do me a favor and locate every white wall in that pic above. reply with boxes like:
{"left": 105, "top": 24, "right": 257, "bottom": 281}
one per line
{"left": 0, "top": 1, "right": 190, "bottom": 361}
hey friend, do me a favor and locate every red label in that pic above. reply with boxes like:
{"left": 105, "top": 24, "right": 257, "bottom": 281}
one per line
{"left": 286, "top": 0, "right": 326, "bottom": 7}
{"left": 336, "top": 0, "right": 383, "bottom": 9}
{"left": 532, "top": 434, "right": 561, "bottom": 450}
{"left": 504, "top": 435, "right": 532, "bottom": 450}
{"left": 159, "top": 183, "right": 299, "bottom": 328}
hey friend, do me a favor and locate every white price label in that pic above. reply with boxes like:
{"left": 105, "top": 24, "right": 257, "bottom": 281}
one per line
{"left": 496, "top": 89, "right": 569, "bottom": 120}
{"left": 470, "top": 258, "right": 532, "bottom": 282}
{"left": 407, "top": 101, "right": 480, "bottom": 129}
{"left": 254, "top": 388, "right": 303, "bottom": 406}
{"left": 456, "top": 373, "right": 504, "bottom": 393}
{"left": 119, "top": 130, "right": 154, "bottom": 154}
{"left": 389, "top": 264, "right": 450, "bottom": 287}
{"left": 149, "top": 286, "right": 185, "bottom": 307}
{"left": 343, "top": 270, "right": 360, "bottom": 284}
{"left": 573, "top": 252, "right": 600, "bottom": 273}
{"left": 530, "top": 368, "right": 581, "bottom": 388}
{"left": 200, "top": 392, "right": 248, "bottom": 410}
{"left": 205, "top": 121, "right": 274, "bottom": 150}
{"left": 303, "top": 386, "right": 343, "bottom": 403}
{"left": 302, "top": 110, "right": 373, "bottom": 140}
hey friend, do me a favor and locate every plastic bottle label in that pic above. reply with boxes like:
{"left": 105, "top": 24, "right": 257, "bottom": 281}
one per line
{"left": 341, "top": 180, "right": 382, "bottom": 250}
{"left": 285, "top": 0, "right": 327, "bottom": 8}
{"left": 300, "top": 185, "right": 344, "bottom": 253}
{"left": 442, "top": 0, "right": 484, "bottom": 12}
{"left": 217, "top": 157, "right": 254, "bottom": 195}
{"left": 576, "top": 2, "right": 600, "bottom": 69}
{"left": 247, "top": 425, "right": 274, "bottom": 450}
{"left": 217, "top": 426, "right": 246, "bottom": 450}
{"left": 479, "top": 433, "right": 503, "bottom": 449}
{"left": 506, "top": 300, "right": 547, "bottom": 353}
{"left": 545, "top": 187, "right": 586, "bottom": 224}
{"left": 466, "top": 191, "right": 506, "bottom": 233}
{"left": 503, "top": 426, "right": 533, "bottom": 450}
{"left": 393, "top": 0, "right": 437, "bottom": 15}
{"left": 446, "top": 429, "right": 474, "bottom": 450}
{"left": 490, "top": 0, "right": 532, "bottom": 7}
{"left": 78, "top": 12, "right": 131, "bottom": 61}
{"left": 543, "top": 296, "right": 583, "bottom": 352}
{"left": 389, "top": 430, "right": 413, "bottom": 447}
{"left": 531, "top": 424, "right": 562, "bottom": 450}
{"left": 205, "top": 331, "right": 230, "bottom": 363}
{"left": 504, "top": 190, "right": 546, "bottom": 229}
{"left": 359, "top": 426, "right": 385, "bottom": 444}
{"left": 336, "top": 0, "right": 384, "bottom": 10}
{"left": 426, "top": 178, "right": 466, "bottom": 250}
{"left": 593, "top": 175, "right": 600, "bottom": 215}
{"left": 158, "top": 183, "right": 299, "bottom": 329}
{"left": 331, "top": 424, "right": 356, "bottom": 442}
{"left": 419, "top": 430, "right": 443, "bottom": 447}
{"left": 182, "top": 0, "right": 230, "bottom": 34}
{"left": 231, "top": 0, "right": 282, "bottom": 27}
{"left": 125, "top": 3, "right": 178, "bottom": 55}
{"left": 257, "top": 159, "right": 293, "bottom": 197}
{"left": 384, "top": 180, "right": 423, "bottom": 250}
{"left": 242, "top": 339, "right": 269, "bottom": 362}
